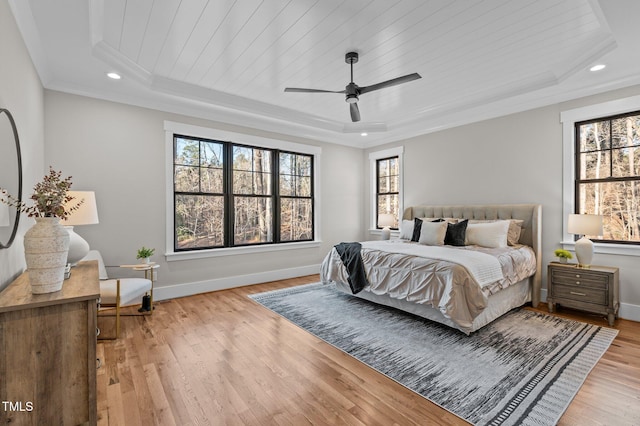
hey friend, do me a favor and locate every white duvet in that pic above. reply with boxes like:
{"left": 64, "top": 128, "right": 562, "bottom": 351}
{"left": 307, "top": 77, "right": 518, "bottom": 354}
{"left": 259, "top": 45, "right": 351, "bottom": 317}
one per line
{"left": 320, "top": 240, "right": 537, "bottom": 330}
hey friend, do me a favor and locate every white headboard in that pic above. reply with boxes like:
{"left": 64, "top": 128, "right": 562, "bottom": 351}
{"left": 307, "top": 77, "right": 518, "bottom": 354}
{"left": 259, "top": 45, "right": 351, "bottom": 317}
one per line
{"left": 403, "top": 203, "right": 542, "bottom": 307}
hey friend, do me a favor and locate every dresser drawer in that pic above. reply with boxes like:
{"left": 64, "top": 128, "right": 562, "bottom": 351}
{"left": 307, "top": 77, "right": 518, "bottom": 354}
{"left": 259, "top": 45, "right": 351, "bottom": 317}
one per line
{"left": 550, "top": 269, "right": 608, "bottom": 289}
{"left": 553, "top": 284, "right": 607, "bottom": 305}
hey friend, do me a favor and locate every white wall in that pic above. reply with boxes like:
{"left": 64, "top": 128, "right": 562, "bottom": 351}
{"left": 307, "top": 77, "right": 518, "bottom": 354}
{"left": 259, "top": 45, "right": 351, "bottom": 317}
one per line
{"left": 365, "top": 85, "right": 640, "bottom": 321}
{"left": 0, "top": 0, "right": 45, "bottom": 290}
{"left": 43, "top": 90, "right": 364, "bottom": 299}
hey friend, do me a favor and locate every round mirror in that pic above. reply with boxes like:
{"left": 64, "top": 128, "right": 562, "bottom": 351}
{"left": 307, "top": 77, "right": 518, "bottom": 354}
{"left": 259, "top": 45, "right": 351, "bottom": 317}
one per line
{"left": 0, "top": 108, "right": 22, "bottom": 249}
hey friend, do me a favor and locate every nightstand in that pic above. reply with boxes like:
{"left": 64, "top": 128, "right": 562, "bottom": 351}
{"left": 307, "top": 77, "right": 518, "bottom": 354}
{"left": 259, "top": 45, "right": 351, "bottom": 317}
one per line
{"left": 547, "top": 262, "right": 619, "bottom": 326}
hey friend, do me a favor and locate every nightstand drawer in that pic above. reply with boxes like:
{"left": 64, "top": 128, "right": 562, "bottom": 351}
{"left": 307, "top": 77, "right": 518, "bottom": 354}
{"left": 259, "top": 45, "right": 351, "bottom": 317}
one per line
{"left": 550, "top": 269, "right": 608, "bottom": 289}
{"left": 553, "top": 284, "right": 606, "bottom": 305}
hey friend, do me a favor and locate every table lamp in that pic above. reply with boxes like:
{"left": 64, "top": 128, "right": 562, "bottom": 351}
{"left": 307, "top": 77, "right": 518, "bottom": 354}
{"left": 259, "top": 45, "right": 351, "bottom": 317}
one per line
{"left": 63, "top": 191, "right": 99, "bottom": 265}
{"left": 567, "top": 213, "right": 603, "bottom": 268}
{"left": 378, "top": 213, "right": 395, "bottom": 240}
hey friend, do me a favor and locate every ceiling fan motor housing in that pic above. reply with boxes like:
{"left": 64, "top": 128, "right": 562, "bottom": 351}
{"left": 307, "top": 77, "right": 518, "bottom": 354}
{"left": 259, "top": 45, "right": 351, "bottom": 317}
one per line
{"left": 345, "top": 51, "right": 359, "bottom": 64}
{"left": 345, "top": 81, "right": 359, "bottom": 103}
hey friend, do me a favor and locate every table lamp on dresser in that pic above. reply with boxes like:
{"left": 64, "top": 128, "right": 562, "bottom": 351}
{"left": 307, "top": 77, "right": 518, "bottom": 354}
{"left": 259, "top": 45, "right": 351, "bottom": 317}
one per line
{"left": 63, "top": 190, "right": 99, "bottom": 265}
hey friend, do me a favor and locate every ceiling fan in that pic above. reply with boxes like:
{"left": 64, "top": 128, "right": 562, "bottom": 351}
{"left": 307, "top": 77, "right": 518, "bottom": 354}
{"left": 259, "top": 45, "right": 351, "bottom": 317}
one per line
{"left": 284, "top": 52, "right": 421, "bottom": 122}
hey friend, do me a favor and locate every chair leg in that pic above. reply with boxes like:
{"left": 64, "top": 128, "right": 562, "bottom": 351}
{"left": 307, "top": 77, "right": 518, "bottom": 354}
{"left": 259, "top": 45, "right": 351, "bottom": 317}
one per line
{"left": 115, "top": 279, "right": 121, "bottom": 338}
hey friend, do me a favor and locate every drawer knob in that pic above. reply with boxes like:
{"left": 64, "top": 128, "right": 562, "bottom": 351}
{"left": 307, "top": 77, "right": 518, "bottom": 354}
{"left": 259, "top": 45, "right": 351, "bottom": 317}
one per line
{"left": 575, "top": 281, "right": 580, "bottom": 285}
{"left": 570, "top": 291, "right": 586, "bottom": 296}
{"left": 575, "top": 274, "right": 581, "bottom": 278}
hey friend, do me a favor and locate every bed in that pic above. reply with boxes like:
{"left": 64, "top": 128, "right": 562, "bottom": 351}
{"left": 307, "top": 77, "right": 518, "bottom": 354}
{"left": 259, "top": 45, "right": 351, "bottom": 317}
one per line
{"left": 320, "top": 204, "right": 542, "bottom": 334}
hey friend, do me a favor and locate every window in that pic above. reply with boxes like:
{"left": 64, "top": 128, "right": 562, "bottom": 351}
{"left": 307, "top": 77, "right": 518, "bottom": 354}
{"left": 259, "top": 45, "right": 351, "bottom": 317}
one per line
{"left": 369, "top": 147, "right": 403, "bottom": 231}
{"left": 279, "top": 152, "right": 314, "bottom": 241}
{"left": 575, "top": 111, "right": 640, "bottom": 244}
{"left": 174, "top": 137, "right": 225, "bottom": 249}
{"left": 170, "top": 127, "right": 315, "bottom": 254}
{"left": 376, "top": 156, "right": 400, "bottom": 229}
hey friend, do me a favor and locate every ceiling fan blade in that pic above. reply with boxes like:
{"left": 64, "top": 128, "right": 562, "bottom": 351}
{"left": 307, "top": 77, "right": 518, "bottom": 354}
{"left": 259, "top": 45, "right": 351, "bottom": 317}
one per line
{"left": 284, "top": 87, "right": 345, "bottom": 93}
{"left": 359, "top": 73, "right": 421, "bottom": 94}
{"left": 350, "top": 102, "right": 361, "bottom": 122}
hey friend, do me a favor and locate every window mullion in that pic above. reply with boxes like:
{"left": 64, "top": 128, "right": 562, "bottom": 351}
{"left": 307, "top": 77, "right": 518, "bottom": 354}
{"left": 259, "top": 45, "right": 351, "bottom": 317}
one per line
{"left": 224, "top": 142, "right": 233, "bottom": 247}
{"left": 273, "top": 150, "right": 280, "bottom": 243}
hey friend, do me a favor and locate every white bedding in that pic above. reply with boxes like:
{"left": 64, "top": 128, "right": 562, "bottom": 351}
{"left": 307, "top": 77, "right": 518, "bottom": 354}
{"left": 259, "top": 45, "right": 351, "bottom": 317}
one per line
{"left": 320, "top": 240, "right": 537, "bottom": 333}
{"left": 359, "top": 240, "right": 504, "bottom": 287}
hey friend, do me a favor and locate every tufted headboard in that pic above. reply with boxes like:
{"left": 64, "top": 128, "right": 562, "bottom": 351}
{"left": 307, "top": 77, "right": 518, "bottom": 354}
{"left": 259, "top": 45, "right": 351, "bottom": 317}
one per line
{"left": 403, "top": 203, "right": 542, "bottom": 307}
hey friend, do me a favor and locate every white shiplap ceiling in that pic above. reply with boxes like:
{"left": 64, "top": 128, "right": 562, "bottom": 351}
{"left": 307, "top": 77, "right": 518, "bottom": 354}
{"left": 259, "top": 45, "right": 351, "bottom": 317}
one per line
{"left": 9, "top": 0, "right": 640, "bottom": 148}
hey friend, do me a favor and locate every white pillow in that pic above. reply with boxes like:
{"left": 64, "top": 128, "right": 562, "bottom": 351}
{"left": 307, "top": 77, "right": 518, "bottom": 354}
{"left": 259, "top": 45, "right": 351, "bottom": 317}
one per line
{"left": 468, "top": 219, "right": 523, "bottom": 245}
{"left": 465, "top": 220, "right": 510, "bottom": 248}
{"left": 418, "top": 221, "right": 447, "bottom": 246}
{"left": 399, "top": 220, "right": 414, "bottom": 240}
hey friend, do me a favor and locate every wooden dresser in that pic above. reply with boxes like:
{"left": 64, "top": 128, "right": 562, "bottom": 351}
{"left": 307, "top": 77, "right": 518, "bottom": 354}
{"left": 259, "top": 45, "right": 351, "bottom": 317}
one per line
{"left": 0, "top": 260, "right": 99, "bottom": 425}
{"left": 547, "top": 262, "right": 619, "bottom": 326}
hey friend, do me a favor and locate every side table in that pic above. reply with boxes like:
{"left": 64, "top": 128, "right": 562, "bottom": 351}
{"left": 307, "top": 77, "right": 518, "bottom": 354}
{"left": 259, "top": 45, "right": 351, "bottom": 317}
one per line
{"left": 119, "top": 262, "right": 158, "bottom": 314}
{"left": 547, "top": 262, "right": 619, "bottom": 326}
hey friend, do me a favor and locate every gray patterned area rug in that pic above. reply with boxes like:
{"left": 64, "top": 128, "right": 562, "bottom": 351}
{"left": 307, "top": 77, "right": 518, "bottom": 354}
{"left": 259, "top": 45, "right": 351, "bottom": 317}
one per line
{"left": 249, "top": 283, "right": 618, "bottom": 426}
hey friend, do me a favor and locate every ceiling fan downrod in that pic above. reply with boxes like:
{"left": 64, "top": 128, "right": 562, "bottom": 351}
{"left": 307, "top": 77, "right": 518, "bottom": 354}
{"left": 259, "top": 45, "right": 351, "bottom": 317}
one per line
{"left": 345, "top": 52, "right": 359, "bottom": 104}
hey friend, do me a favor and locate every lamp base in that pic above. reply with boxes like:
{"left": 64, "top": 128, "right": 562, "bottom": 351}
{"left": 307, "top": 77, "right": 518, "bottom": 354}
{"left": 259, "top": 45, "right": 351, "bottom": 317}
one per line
{"left": 381, "top": 227, "right": 391, "bottom": 241}
{"left": 65, "top": 226, "right": 90, "bottom": 266}
{"left": 574, "top": 236, "right": 594, "bottom": 268}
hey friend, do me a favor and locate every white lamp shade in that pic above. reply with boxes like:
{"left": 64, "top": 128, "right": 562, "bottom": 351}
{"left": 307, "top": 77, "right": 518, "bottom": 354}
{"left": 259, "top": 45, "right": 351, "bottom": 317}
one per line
{"left": 567, "top": 214, "right": 603, "bottom": 236}
{"left": 378, "top": 213, "right": 395, "bottom": 228}
{"left": 63, "top": 191, "right": 99, "bottom": 225}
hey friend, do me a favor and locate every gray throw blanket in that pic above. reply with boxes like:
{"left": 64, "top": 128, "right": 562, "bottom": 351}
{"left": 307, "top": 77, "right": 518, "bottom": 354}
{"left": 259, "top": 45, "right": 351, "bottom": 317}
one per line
{"left": 334, "top": 242, "right": 369, "bottom": 294}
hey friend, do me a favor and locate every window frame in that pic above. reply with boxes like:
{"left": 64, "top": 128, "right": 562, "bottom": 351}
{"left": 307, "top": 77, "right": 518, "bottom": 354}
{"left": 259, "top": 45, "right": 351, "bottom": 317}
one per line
{"left": 165, "top": 121, "right": 321, "bottom": 261}
{"left": 574, "top": 110, "right": 640, "bottom": 245}
{"left": 369, "top": 146, "right": 404, "bottom": 235}
{"left": 561, "top": 96, "right": 640, "bottom": 256}
{"left": 375, "top": 156, "right": 400, "bottom": 229}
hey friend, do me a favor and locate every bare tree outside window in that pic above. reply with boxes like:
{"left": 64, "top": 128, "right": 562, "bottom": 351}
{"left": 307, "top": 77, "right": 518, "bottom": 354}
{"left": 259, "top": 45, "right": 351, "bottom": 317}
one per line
{"left": 174, "top": 137, "right": 224, "bottom": 249}
{"left": 576, "top": 111, "right": 640, "bottom": 243}
{"left": 279, "top": 152, "right": 313, "bottom": 241}
{"left": 173, "top": 135, "right": 314, "bottom": 251}
{"left": 233, "top": 146, "right": 272, "bottom": 245}
{"left": 376, "top": 156, "right": 399, "bottom": 228}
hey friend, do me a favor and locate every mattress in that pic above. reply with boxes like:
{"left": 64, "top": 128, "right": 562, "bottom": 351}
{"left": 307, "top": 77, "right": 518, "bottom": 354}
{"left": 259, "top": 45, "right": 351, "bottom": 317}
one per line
{"left": 320, "top": 240, "right": 537, "bottom": 334}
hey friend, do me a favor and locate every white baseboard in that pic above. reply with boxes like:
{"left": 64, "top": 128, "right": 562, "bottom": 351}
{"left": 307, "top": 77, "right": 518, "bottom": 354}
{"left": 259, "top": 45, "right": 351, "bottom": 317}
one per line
{"left": 153, "top": 264, "right": 321, "bottom": 302}
{"left": 540, "top": 289, "right": 640, "bottom": 322}
{"left": 155, "top": 276, "right": 640, "bottom": 323}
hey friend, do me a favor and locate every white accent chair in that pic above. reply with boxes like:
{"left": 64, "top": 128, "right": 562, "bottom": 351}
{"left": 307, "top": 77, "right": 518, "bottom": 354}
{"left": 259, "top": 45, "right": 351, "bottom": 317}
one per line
{"left": 82, "top": 250, "right": 152, "bottom": 339}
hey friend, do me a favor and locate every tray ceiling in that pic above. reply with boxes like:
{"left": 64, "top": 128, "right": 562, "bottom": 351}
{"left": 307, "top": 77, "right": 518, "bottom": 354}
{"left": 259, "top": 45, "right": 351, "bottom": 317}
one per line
{"left": 9, "top": 0, "right": 640, "bottom": 148}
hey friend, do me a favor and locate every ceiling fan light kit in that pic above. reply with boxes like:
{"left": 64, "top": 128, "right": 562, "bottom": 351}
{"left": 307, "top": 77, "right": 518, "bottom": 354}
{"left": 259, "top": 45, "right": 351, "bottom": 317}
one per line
{"left": 285, "top": 52, "right": 421, "bottom": 123}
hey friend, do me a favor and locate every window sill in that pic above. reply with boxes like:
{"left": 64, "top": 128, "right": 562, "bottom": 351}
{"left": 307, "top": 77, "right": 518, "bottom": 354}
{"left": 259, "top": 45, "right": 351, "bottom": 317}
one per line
{"left": 165, "top": 240, "right": 322, "bottom": 262}
{"left": 561, "top": 240, "right": 640, "bottom": 257}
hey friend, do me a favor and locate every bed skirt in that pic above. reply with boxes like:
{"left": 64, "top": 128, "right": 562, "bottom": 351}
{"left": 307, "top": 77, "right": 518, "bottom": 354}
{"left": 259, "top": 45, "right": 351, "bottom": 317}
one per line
{"left": 333, "top": 278, "right": 531, "bottom": 335}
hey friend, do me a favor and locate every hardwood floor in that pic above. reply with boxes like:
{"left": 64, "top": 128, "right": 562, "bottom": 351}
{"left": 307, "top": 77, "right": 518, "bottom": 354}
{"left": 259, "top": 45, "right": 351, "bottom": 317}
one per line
{"left": 97, "top": 275, "right": 640, "bottom": 425}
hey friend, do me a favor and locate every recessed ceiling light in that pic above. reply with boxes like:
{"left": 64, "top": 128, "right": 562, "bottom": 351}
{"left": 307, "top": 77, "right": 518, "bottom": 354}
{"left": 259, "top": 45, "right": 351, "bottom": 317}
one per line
{"left": 589, "top": 64, "right": 606, "bottom": 72}
{"left": 107, "top": 72, "right": 121, "bottom": 80}
{"left": 360, "top": 132, "right": 368, "bottom": 136}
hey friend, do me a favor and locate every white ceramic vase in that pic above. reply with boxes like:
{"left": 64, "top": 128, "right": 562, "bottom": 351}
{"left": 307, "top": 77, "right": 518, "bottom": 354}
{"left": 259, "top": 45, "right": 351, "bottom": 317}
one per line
{"left": 24, "top": 217, "right": 70, "bottom": 294}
